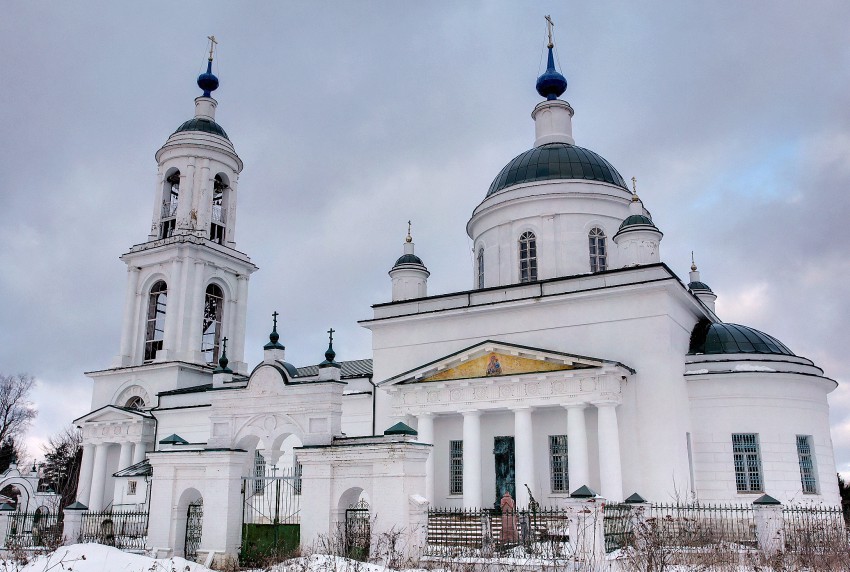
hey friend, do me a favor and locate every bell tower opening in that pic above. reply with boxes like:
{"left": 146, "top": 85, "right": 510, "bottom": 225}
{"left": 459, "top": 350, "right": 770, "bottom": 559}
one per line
{"left": 202, "top": 284, "right": 224, "bottom": 364}
{"left": 160, "top": 170, "right": 180, "bottom": 239}
{"left": 144, "top": 281, "right": 168, "bottom": 361}
{"left": 210, "top": 174, "right": 227, "bottom": 244}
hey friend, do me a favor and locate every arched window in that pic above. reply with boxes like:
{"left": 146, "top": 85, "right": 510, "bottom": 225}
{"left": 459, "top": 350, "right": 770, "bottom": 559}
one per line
{"left": 159, "top": 171, "right": 180, "bottom": 239}
{"left": 518, "top": 231, "right": 537, "bottom": 283}
{"left": 144, "top": 281, "right": 167, "bottom": 361}
{"left": 210, "top": 175, "right": 227, "bottom": 244}
{"left": 201, "top": 284, "right": 224, "bottom": 364}
{"left": 477, "top": 248, "right": 485, "bottom": 289}
{"left": 124, "top": 396, "right": 145, "bottom": 410}
{"left": 589, "top": 228, "right": 607, "bottom": 272}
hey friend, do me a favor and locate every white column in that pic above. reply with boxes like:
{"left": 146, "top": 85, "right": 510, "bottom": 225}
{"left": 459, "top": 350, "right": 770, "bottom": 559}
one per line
{"left": 595, "top": 401, "right": 624, "bottom": 501}
{"left": 76, "top": 443, "right": 96, "bottom": 506}
{"left": 162, "top": 257, "right": 183, "bottom": 357}
{"left": 118, "top": 267, "right": 140, "bottom": 365}
{"left": 513, "top": 407, "right": 535, "bottom": 508}
{"left": 566, "top": 404, "right": 589, "bottom": 492}
{"left": 88, "top": 443, "right": 110, "bottom": 511}
{"left": 417, "top": 414, "right": 435, "bottom": 503}
{"left": 185, "top": 261, "right": 206, "bottom": 362}
{"left": 117, "top": 441, "right": 133, "bottom": 471}
{"left": 226, "top": 177, "right": 238, "bottom": 246}
{"left": 232, "top": 275, "right": 249, "bottom": 372}
{"left": 132, "top": 441, "right": 148, "bottom": 466}
{"left": 461, "top": 411, "right": 482, "bottom": 508}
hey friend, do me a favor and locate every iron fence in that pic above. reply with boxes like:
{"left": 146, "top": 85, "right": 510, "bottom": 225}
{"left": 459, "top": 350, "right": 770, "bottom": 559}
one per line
{"left": 425, "top": 507, "right": 572, "bottom": 558}
{"left": 782, "top": 505, "right": 847, "bottom": 552}
{"left": 78, "top": 510, "right": 148, "bottom": 551}
{"left": 643, "top": 502, "right": 757, "bottom": 548}
{"left": 4, "top": 511, "right": 62, "bottom": 548}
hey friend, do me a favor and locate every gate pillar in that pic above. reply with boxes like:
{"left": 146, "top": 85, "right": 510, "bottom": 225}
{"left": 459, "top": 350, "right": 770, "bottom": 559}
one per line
{"left": 196, "top": 451, "right": 247, "bottom": 567}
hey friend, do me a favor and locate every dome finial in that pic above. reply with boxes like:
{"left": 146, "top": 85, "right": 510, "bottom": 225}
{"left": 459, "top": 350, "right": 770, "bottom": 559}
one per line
{"left": 197, "top": 35, "right": 220, "bottom": 97}
{"left": 691, "top": 251, "right": 697, "bottom": 272}
{"left": 320, "top": 327, "right": 340, "bottom": 368}
{"left": 406, "top": 220, "right": 413, "bottom": 243}
{"left": 536, "top": 16, "right": 567, "bottom": 100}
{"left": 214, "top": 336, "right": 233, "bottom": 374}
{"left": 264, "top": 310, "right": 285, "bottom": 350}
{"left": 631, "top": 176, "right": 640, "bottom": 202}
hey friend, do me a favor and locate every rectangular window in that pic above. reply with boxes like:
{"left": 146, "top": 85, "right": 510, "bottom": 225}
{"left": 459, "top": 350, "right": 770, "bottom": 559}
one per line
{"left": 450, "top": 440, "right": 463, "bottom": 495}
{"left": 549, "top": 435, "right": 569, "bottom": 493}
{"left": 796, "top": 435, "right": 817, "bottom": 493}
{"left": 732, "top": 433, "right": 763, "bottom": 492}
{"left": 127, "top": 480, "right": 137, "bottom": 495}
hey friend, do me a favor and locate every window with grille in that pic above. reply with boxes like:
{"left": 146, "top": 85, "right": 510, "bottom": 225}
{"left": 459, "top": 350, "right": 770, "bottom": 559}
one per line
{"left": 127, "top": 480, "right": 137, "bottom": 495}
{"left": 796, "top": 435, "right": 817, "bottom": 493}
{"left": 450, "top": 440, "right": 463, "bottom": 495}
{"left": 589, "top": 228, "right": 607, "bottom": 272}
{"left": 732, "top": 433, "right": 763, "bottom": 492}
{"left": 144, "top": 281, "right": 167, "bottom": 361}
{"left": 253, "top": 450, "right": 266, "bottom": 495}
{"left": 477, "top": 248, "right": 485, "bottom": 289}
{"left": 549, "top": 435, "right": 569, "bottom": 493}
{"left": 519, "top": 231, "right": 537, "bottom": 282}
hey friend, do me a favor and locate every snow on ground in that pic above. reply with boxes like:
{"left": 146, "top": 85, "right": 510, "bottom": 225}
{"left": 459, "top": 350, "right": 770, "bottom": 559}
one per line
{"left": 0, "top": 545, "right": 428, "bottom": 572}
{"left": 0, "top": 544, "right": 211, "bottom": 572}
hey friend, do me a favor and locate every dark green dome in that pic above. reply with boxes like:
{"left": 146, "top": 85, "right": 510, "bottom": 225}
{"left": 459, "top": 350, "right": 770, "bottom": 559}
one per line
{"left": 688, "top": 281, "right": 713, "bottom": 292}
{"left": 618, "top": 214, "right": 657, "bottom": 230}
{"left": 487, "top": 143, "right": 628, "bottom": 197}
{"left": 173, "top": 117, "right": 229, "bottom": 140}
{"left": 688, "top": 321, "right": 794, "bottom": 356}
{"left": 394, "top": 253, "right": 425, "bottom": 267}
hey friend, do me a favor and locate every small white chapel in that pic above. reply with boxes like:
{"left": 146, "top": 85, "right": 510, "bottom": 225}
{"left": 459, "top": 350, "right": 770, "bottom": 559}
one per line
{"left": 68, "top": 28, "right": 841, "bottom": 562}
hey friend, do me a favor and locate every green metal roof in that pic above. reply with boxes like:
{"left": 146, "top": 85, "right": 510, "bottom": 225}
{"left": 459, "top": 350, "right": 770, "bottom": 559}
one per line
{"left": 618, "top": 214, "right": 657, "bottom": 230}
{"left": 393, "top": 253, "right": 425, "bottom": 267}
{"left": 487, "top": 143, "right": 628, "bottom": 197}
{"left": 688, "top": 281, "right": 713, "bottom": 292}
{"left": 688, "top": 321, "right": 794, "bottom": 356}
{"left": 384, "top": 422, "right": 417, "bottom": 436}
{"left": 173, "top": 117, "right": 229, "bottom": 140}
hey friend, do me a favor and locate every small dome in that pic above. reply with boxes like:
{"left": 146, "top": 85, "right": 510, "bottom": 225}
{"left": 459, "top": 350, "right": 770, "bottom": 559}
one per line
{"left": 688, "top": 281, "right": 713, "bottom": 293}
{"left": 688, "top": 321, "right": 795, "bottom": 356}
{"left": 487, "top": 143, "right": 628, "bottom": 197}
{"left": 618, "top": 214, "right": 657, "bottom": 230}
{"left": 173, "top": 117, "right": 229, "bottom": 140}
{"left": 394, "top": 253, "right": 425, "bottom": 267}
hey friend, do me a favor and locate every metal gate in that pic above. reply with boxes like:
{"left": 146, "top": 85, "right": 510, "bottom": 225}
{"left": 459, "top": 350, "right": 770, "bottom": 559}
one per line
{"left": 240, "top": 470, "right": 302, "bottom": 564}
{"left": 345, "top": 499, "right": 371, "bottom": 561}
{"left": 184, "top": 499, "right": 203, "bottom": 561}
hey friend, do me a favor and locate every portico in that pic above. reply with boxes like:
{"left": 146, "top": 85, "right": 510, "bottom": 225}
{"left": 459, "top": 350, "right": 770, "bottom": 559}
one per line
{"left": 73, "top": 406, "right": 156, "bottom": 511}
{"left": 380, "top": 340, "right": 632, "bottom": 508}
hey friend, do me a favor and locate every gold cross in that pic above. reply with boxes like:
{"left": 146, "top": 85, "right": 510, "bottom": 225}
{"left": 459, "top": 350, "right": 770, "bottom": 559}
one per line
{"left": 545, "top": 15, "right": 555, "bottom": 48}
{"left": 631, "top": 176, "right": 637, "bottom": 194}
{"left": 207, "top": 35, "right": 218, "bottom": 61}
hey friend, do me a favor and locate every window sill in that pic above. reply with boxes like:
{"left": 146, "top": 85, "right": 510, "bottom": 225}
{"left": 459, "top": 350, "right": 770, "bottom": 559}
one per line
{"left": 736, "top": 491, "right": 764, "bottom": 495}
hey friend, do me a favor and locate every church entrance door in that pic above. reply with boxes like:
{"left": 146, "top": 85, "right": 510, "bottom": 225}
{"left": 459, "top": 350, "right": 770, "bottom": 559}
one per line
{"left": 493, "top": 436, "right": 515, "bottom": 508}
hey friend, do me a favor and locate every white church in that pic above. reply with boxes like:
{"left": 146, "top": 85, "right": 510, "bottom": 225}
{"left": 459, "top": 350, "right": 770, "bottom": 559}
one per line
{"left": 68, "top": 31, "right": 841, "bottom": 562}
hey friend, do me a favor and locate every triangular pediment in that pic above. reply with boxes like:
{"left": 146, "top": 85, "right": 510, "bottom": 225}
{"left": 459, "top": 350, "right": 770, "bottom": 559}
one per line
{"left": 379, "top": 340, "right": 632, "bottom": 386}
{"left": 74, "top": 405, "right": 151, "bottom": 425}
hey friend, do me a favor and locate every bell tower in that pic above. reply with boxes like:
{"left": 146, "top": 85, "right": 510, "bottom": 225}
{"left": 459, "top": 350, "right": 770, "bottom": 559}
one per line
{"left": 113, "top": 38, "right": 257, "bottom": 374}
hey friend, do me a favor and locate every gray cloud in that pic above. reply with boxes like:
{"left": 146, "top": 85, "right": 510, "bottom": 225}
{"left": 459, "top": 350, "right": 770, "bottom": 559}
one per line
{"left": 1, "top": 1, "right": 848, "bottom": 474}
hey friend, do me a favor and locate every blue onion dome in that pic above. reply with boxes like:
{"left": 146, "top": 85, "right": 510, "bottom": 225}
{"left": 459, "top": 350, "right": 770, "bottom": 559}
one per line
{"left": 394, "top": 253, "right": 425, "bottom": 267}
{"left": 197, "top": 60, "right": 219, "bottom": 97}
{"left": 487, "top": 143, "right": 628, "bottom": 197}
{"left": 688, "top": 321, "right": 795, "bottom": 356}
{"left": 618, "top": 214, "right": 658, "bottom": 231}
{"left": 536, "top": 47, "right": 567, "bottom": 100}
{"left": 688, "top": 280, "right": 713, "bottom": 293}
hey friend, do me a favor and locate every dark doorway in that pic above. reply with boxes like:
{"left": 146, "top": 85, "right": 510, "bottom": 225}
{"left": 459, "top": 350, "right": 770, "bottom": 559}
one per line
{"left": 493, "top": 436, "right": 515, "bottom": 508}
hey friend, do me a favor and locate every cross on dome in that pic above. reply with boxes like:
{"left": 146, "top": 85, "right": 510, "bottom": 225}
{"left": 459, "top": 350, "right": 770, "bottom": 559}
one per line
{"left": 197, "top": 35, "right": 220, "bottom": 97}
{"left": 536, "top": 15, "right": 567, "bottom": 100}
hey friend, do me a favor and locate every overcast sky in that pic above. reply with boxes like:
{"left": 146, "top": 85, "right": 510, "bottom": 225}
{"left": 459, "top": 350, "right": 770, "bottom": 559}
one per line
{"left": 1, "top": 1, "right": 849, "bottom": 477}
